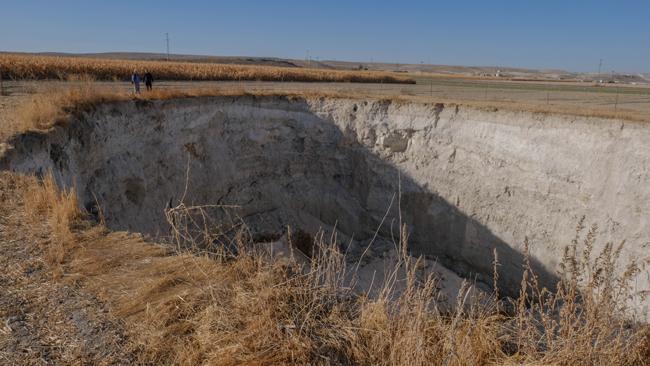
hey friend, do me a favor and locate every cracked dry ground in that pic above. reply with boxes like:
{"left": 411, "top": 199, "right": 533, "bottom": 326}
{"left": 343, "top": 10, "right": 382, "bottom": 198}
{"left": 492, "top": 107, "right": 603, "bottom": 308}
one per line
{"left": 0, "top": 173, "right": 138, "bottom": 365}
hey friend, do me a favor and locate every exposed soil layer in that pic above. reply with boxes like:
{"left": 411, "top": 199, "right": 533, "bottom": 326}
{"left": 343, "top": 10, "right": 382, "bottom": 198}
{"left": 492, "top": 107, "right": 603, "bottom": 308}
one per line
{"left": 2, "top": 95, "right": 648, "bottom": 316}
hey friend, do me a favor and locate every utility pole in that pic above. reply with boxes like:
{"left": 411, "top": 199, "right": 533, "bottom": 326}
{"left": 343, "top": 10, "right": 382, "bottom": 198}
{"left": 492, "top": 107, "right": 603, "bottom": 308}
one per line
{"left": 165, "top": 33, "right": 170, "bottom": 61}
{"left": 598, "top": 58, "right": 603, "bottom": 77}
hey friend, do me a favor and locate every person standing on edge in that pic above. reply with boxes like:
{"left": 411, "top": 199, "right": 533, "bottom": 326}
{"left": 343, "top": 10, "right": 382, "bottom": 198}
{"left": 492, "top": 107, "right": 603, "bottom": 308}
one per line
{"left": 144, "top": 71, "right": 154, "bottom": 91}
{"left": 131, "top": 70, "right": 141, "bottom": 94}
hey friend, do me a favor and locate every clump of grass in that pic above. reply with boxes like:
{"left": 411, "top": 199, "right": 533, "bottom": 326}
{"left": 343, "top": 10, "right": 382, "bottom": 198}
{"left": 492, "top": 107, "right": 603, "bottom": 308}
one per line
{"left": 0, "top": 53, "right": 415, "bottom": 84}
{"left": 24, "top": 172, "right": 84, "bottom": 273}
{"left": 504, "top": 225, "right": 648, "bottom": 365}
{"left": 14, "top": 78, "right": 119, "bottom": 131}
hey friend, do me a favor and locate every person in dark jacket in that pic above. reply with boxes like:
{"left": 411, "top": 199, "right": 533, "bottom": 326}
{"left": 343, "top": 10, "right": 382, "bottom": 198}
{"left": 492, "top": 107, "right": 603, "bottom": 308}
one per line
{"left": 131, "top": 70, "right": 141, "bottom": 94}
{"left": 143, "top": 71, "right": 154, "bottom": 91}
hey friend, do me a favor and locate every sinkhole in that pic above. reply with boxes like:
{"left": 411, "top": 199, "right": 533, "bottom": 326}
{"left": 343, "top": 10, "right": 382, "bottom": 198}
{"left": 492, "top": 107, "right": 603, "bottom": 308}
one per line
{"left": 3, "top": 95, "right": 648, "bottom": 315}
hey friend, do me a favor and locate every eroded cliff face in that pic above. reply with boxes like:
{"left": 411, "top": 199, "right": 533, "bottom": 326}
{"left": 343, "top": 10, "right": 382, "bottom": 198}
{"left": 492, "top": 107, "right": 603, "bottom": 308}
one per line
{"left": 2, "top": 95, "right": 648, "bottom": 316}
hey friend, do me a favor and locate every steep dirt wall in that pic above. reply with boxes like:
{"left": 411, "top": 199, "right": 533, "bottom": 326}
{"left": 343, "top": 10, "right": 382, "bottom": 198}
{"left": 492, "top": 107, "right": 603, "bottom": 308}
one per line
{"left": 2, "top": 96, "right": 648, "bottom": 316}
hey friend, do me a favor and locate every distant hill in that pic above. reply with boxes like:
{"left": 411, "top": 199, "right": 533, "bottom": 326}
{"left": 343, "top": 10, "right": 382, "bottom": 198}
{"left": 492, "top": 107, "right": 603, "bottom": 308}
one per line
{"left": 34, "top": 52, "right": 303, "bottom": 69}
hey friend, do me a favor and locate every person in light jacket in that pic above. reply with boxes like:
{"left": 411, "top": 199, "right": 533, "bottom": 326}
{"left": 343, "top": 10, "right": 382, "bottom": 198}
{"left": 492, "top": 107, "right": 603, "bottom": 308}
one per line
{"left": 131, "top": 70, "right": 141, "bottom": 94}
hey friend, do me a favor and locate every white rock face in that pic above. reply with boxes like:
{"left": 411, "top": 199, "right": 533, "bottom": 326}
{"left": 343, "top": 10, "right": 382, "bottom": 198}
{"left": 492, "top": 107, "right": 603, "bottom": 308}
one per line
{"left": 3, "top": 96, "right": 648, "bottom": 317}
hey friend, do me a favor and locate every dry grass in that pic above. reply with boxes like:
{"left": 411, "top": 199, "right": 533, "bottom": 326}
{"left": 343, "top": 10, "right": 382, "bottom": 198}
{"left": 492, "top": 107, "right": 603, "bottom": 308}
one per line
{"left": 11, "top": 80, "right": 223, "bottom": 132}
{"left": 10, "top": 79, "right": 376, "bottom": 134}
{"left": 0, "top": 173, "right": 140, "bottom": 364}
{"left": 0, "top": 53, "right": 415, "bottom": 84}
{"left": 5, "top": 80, "right": 347, "bottom": 134}
{"left": 8, "top": 80, "right": 648, "bottom": 143}
{"left": 16, "top": 175, "right": 650, "bottom": 365}
{"left": 23, "top": 172, "right": 84, "bottom": 273}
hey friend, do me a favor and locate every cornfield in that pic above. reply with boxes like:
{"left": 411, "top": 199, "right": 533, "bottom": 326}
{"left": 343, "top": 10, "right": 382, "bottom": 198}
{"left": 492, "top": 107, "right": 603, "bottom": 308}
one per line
{"left": 0, "top": 53, "right": 415, "bottom": 84}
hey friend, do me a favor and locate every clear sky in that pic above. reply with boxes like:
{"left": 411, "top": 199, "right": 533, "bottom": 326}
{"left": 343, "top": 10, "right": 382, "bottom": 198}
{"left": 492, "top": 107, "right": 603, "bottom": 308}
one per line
{"left": 1, "top": 0, "right": 648, "bottom": 73}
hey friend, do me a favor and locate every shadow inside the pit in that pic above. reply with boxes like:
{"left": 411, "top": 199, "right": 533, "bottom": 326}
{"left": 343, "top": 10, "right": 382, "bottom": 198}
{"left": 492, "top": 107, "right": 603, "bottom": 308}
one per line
{"left": 182, "top": 97, "right": 558, "bottom": 297}
{"left": 269, "top": 97, "right": 560, "bottom": 297}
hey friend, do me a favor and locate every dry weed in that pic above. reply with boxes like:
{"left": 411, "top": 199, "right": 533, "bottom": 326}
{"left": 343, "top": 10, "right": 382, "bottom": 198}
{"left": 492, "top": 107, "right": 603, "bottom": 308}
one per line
{"left": 19, "top": 177, "right": 649, "bottom": 365}
{"left": 23, "top": 172, "right": 84, "bottom": 273}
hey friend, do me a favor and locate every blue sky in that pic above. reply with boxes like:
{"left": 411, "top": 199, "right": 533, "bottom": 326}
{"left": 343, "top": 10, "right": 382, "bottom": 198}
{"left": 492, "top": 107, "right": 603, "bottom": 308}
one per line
{"left": 1, "top": 1, "right": 648, "bottom": 72}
